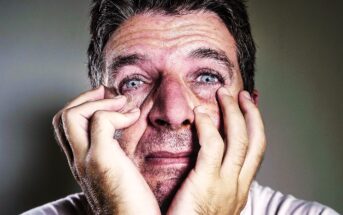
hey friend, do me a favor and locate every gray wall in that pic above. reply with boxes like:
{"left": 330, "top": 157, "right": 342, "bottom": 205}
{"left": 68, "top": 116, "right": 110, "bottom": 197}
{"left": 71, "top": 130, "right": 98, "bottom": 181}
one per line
{"left": 1, "top": 0, "right": 342, "bottom": 214}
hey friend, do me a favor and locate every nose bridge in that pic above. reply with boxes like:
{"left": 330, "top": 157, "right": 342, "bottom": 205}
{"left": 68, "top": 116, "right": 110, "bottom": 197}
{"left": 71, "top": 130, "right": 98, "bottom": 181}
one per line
{"left": 149, "top": 76, "right": 194, "bottom": 129}
{"left": 161, "top": 77, "right": 186, "bottom": 107}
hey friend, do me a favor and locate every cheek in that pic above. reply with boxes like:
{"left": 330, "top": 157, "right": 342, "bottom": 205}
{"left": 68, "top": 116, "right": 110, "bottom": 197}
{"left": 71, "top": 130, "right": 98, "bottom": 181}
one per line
{"left": 192, "top": 85, "right": 220, "bottom": 102}
{"left": 116, "top": 93, "right": 154, "bottom": 157}
{"left": 105, "top": 86, "right": 150, "bottom": 112}
{"left": 124, "top": 85, "right": 153, "bottom": 109}
{"left": 192, "top": 85, "right": 222, "bottom": 128}
{"left": 117, "top": 114, "right": 148, "bottom": 158}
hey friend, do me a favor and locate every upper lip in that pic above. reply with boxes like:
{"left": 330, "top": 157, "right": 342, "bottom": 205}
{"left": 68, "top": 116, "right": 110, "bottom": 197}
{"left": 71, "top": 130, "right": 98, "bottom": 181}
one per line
{"left": 146, "top": 151, "right": 194, "bottom": 159}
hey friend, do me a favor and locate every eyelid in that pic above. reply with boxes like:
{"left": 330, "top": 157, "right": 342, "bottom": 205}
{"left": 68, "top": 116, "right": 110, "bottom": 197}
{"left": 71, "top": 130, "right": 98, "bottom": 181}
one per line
{"left": 118, "top": 73, "right": 150, "bottom": 93}
{"left": 193, "top": 68, "right": 227, "bottom": 84}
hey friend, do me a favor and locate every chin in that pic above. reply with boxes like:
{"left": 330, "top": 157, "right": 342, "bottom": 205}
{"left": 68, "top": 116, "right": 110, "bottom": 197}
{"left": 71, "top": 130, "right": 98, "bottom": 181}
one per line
{"left": 154, "top": 178, "right": 181, "bottom": 205}
{"left": 152, "top": 176, "right": 186, "bottom": 213}
{"left": 142, "top": 163, "right": 193, "bottom": 212}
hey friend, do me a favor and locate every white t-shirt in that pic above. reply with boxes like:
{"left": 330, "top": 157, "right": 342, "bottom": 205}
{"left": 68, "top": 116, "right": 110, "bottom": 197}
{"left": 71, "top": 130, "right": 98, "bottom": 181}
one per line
{"left": 21, "top": 181, "right": 339, "bottom": 215}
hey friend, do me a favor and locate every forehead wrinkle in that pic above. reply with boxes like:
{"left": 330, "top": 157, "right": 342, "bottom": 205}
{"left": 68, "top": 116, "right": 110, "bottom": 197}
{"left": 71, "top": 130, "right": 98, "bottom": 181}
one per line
{"left": 104, "top": 12, "right": 239, "bottom": 80}
{"left": 105, "top": 38, "right": 238, "bottom": 82}
{"left": 113, "top": 23, "right": 221, "bottom": 42}
{"left": 110, "top": 27, "right": 228, "bottom": 51}
{"left": 108, "top": 32, "right": 234, "bottom": 56}
{"left": 108, "top": 13, "right": 231, "bottom": 51}
{"left": 114, "top": 11, "right": 223, "bottom": 34}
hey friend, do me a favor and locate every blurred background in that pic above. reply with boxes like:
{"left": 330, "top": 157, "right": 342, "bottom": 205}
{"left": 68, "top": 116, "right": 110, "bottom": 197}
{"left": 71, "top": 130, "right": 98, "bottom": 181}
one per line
{"left": 0, "top": 0, "right": 342, "bottom": 214}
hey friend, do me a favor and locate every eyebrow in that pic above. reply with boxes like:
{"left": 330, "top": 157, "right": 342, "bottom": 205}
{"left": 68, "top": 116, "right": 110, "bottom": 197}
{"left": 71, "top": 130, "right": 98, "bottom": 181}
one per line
{"left": 108, "top": 53, "right": 146, "bottom": 80}
{"left": 189, "top": 47, "right": 234, "bottom": 77}
{"left": 108, "top": 47, "right": 234, "bottom": 80}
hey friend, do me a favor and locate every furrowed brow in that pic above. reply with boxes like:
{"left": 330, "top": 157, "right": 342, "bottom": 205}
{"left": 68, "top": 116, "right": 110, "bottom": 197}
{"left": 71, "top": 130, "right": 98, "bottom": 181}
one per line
{"left": 189, "top": 48, "right": 234, "bottom": 77}
{"left": 108, "top": 53, "right": 146, "bottom": 79}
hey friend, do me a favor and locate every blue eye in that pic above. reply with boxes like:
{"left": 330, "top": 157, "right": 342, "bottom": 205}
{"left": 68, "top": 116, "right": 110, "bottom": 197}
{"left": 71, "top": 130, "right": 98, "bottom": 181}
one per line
{"left": 196, "top": 73, "right": 220, "bottom": 84}
{"left": 118, "top": 74, "right": 150, "bottom": 94}
{"left": 122, "top": 79, "right": 143, "bottom": 90}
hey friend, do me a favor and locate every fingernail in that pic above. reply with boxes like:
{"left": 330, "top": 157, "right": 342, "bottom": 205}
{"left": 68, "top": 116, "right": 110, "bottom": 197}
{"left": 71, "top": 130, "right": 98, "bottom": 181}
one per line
{"left": 243, "top": 91, "right": 251, "bottom": 101}
{"left": 129, "top": 108, "right": 140, "bottom": 113}
{"left": 195, "top": 105, "right": 207, "bottom": 113}
{"left": 218, "top": 87, "right": 230, "bottom": 96}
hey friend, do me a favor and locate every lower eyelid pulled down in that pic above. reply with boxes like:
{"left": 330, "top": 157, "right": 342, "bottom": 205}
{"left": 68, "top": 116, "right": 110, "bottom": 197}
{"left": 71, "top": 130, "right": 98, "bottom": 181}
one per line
{"left": 194, "top": 70, "right": 226, "bottom": 85}
{"left": 118, "top": 74, "right": 150, "bottom": 93}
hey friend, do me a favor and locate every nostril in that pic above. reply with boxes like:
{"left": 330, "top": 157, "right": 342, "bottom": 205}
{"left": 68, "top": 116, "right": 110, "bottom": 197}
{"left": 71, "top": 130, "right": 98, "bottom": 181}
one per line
{"left": 155, "top": 119, "right": 168, "bottom": 127}
{"left": 182, "top": 119, "right": 191, "bottom": 126}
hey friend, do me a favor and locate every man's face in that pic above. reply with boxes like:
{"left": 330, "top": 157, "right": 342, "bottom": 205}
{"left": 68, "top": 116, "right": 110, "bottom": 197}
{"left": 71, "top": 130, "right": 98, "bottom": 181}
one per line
{"left": 103, "top": 11, "right": 243, "bottom": 204}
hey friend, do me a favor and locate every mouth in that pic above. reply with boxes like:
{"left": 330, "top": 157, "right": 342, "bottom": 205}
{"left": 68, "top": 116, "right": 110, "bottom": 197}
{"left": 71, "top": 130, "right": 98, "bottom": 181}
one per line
{"left": 145, "top": 151, "right": 196, "bottom": 165}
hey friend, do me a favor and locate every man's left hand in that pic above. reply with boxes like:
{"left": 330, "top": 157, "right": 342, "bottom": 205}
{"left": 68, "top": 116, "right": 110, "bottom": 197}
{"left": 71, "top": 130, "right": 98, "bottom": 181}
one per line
{"left": 167, "top": 87, "right": 266, "bottom": 215}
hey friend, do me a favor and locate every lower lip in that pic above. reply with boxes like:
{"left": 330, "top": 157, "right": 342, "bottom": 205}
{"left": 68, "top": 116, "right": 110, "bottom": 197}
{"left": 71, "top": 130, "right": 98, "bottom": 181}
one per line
{"left": 145, "top": 157, "right": 191, "bottom": 165}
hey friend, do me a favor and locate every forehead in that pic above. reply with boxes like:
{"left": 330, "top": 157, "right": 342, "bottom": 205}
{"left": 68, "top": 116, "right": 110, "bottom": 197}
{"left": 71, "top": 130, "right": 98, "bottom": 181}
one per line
{"left": 104, "top": 11, "right": 238, "bottom": 66}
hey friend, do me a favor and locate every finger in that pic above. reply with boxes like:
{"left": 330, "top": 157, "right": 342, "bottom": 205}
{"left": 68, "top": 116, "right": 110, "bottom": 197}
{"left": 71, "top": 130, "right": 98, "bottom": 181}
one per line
{"left": 53, "top": 86, "right": 106, "bottom": 126}
{"left": 64, "top": 85, "right": 105, "bottom": 109}
{"left": 218, "top": 87, "right": 249, "bottom": 178}
{"left": 52, "top": 86, "right": 106, "bottom": 162}
{"left": 52, "top": 120, "right": 74, "bottom": 167}
{"left": 88, "top": 109, "right": 141, "bottom": 169}
{"left": 193, "top": 106, "right": 224, "bottom": 176}
{"left": 238, "top": 91, "right": 266, "bottom": 188}
{"left": 62, "top": 96, "right": 127, "bottom": 162}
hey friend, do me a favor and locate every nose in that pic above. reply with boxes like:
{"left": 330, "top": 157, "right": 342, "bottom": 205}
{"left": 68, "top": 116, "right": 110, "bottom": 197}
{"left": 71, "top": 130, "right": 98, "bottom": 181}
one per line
{"left": 148, "top": 77, "right": 194, "bottom": 130}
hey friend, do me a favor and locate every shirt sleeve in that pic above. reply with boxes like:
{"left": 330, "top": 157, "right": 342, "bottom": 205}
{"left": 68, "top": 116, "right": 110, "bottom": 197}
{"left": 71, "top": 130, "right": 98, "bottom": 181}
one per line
{"left": 21, "top": 182, "right": 340, "bottom": 215}
{"left": 20, "top": 193, "right": 91, "bottom": 215}
{"left": 241, "top": 181, "right": 340, "bottom": 215}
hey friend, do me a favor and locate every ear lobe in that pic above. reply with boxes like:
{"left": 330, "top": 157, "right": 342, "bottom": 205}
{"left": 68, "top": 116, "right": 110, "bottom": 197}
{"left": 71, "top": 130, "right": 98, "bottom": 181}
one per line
{"left": 251, "top": 89, "right": 259, "bottom": 106}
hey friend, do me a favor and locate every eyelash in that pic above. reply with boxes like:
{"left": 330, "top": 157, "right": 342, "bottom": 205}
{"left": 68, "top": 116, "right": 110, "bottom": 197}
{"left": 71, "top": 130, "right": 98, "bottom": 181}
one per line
{"left": 194, "top": 69, "right": 225, "bottom": 85}
{"left": 117, "top": 69, "right": 226, "bottom": 93}
{"left": 118, "top": 74, "right": 147, "bottom": 93}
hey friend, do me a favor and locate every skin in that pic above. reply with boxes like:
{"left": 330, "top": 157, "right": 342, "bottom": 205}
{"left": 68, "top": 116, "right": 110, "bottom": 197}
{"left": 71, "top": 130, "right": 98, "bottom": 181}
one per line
{"left": 53, "top": 11, "right": 266, "bottom": 214}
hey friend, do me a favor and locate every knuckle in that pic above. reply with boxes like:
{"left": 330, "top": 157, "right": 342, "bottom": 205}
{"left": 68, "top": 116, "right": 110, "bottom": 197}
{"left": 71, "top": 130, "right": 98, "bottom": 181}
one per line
{"left": 91, "top": 111, "right": 114, "bottom": 130}
{"left": 61, "top": 108, "right": 77, "bottom": 127}
{"left": 248, "top": 104, "right": 259, "bottom": 114}
{"left": 232, "top": 156, "right": 245, "bottom": 169}
{"left": 92, "top": 110, "right": 107, "bottom": 122}
{"left": 52, "top": 113, "right": 60, "bottom": 127}
{"left": 208, "top": 136, "right": 222, "bottom": 145}
{"left": 234, "top": 134, "right": 249, "bottom": 146}
{"left": 61, "top": 109, "right": 71, "bottom": 124}
{"left": 52, "top": 110, "right": 66, "bottom": 128}
{"left": 199, "top": 115, "right": 215, "bottom": 127}
{"left": 222, "top": 96, "right": 235, "bottom": 109}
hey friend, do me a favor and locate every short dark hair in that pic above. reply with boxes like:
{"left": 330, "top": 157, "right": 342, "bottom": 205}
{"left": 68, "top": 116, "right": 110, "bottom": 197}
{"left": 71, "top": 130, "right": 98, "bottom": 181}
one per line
{"left": 88, "top": 0, "right": 256, "bottom": 93}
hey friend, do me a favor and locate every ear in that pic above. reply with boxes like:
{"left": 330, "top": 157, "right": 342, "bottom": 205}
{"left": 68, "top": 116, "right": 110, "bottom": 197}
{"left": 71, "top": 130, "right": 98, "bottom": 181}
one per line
{"left": 251, "top": 89, "right": 259, "bottom": 106}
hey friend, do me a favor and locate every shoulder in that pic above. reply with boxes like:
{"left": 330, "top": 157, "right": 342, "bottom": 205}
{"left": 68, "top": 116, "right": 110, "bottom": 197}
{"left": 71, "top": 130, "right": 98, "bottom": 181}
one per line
{"left": 20, "top": 193, "right": 91, "bottom": 215}
{"left": 20, "top": 185, "right": 340, "bottom": 215}
{"left": 241, "top": 181, "right": 339, "bottom": 215}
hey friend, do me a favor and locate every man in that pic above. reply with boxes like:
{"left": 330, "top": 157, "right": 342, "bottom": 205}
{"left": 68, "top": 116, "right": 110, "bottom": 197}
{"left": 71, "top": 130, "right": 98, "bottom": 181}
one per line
{"left": 23, "top": 0, "right": 338, "bottom": 214}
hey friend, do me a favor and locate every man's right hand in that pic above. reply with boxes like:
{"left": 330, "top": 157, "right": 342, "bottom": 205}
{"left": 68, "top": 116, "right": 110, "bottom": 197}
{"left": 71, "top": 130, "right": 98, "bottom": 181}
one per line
{"left": 52, "top": 86, "right": 160, "bottom": 215}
